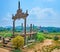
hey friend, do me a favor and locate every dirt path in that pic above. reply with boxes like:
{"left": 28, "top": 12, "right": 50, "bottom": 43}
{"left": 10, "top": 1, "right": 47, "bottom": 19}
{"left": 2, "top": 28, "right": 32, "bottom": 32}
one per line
{"left": 52, "top": 49, "right": 60, "bottom": 52}
{"left": 0, "top": 48, "right": 10, "bottom": 52}
{"left": 34, "top": 39, "right": 53, "bottom": 52}
{"left": 23, "top": 39, "right": 60, "bottom": 52}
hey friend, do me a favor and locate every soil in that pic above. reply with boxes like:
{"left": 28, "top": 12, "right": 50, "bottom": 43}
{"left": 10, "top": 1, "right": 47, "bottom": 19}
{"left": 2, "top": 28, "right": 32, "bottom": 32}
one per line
{"left": 0, "top": 48, "right": 10, "bottom": 52}
{"left": 0, "top": 39, "right": 60, "bottom": 52}
{"left": 52, "top": 48, "right": 60, "bottom": 52}
{"left": 22, "top": 39, "right": 60, "bottom": 52}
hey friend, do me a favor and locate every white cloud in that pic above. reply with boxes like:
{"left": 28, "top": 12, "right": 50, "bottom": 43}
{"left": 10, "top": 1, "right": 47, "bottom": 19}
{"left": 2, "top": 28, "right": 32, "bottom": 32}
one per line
{"left": 29, "top": 7, "right": 57, "bottom": 19}
{"left": 1, "top": 13, "right": 13, "bottom": 27}
{"left": 29, "top": 7, "right": 60, "bottom": 27}
{"left": 3, "top": 13, "right": 12, "bottom": 21}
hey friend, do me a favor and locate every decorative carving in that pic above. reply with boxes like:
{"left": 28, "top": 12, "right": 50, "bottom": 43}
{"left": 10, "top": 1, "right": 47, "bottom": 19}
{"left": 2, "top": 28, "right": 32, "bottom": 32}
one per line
{"left": 12, "top": 1, "right": 29, "bottom": 20}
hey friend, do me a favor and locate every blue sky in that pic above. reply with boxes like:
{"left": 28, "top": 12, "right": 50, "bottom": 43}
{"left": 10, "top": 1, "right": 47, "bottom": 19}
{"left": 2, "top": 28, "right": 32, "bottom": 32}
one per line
{"left": 0, "top": 0, "right": 60, "bottom": 27}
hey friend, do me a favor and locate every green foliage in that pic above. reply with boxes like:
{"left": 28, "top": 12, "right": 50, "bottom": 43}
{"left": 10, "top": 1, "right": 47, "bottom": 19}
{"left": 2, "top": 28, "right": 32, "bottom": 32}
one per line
{"left": 36, "top": 32, "right": 45, "bottom": 42}
{"left": 27, "top": 36, "right": 30, "bottom": 40}
{"left": 0, "top": 44, "right": 2, "bottom": 47}
{"left": 53, "top": 36, "right": 59, "bottom": 41}
{"left": 45, "top": 36, "right": 52, "bottom": 39}
{"left": 11, "top": 36, "right": 24, "bottom": 49}
{"left": 12, "top": 49, "right": 22, "bottom": 52}
{"left": 0, "top": 31, "right": 12, "bottom": 38}
{"left": 54, "top": 46, "right": 60, "bottom": 49}
{"left": 3, "top": 33, "right": 12, "bottom": 38}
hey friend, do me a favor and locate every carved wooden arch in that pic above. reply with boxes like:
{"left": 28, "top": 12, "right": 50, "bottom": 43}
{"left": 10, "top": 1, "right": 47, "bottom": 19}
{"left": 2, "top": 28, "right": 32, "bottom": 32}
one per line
{"left": 12, "top": 1, "right": 29, "bottom": 37}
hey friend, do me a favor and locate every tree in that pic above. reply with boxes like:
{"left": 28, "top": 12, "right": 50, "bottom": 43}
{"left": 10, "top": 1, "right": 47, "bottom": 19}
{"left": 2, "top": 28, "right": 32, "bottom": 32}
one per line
{"left": 11, "top": 36, "right": 24, "bottom": 49}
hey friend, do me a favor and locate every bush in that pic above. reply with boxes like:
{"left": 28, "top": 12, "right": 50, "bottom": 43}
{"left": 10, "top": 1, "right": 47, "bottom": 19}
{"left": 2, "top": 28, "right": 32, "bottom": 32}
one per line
{"left": 12, "top": 49, "right": 22, "bottom": 52}
{"left": 53, "top": 36, "right": 59, "bottom": 41}
{"left": 11, "top": 36, "right": 24, "bottom": 49}
{"left": 36, "top": 32, "right": 45, "bottom": 42}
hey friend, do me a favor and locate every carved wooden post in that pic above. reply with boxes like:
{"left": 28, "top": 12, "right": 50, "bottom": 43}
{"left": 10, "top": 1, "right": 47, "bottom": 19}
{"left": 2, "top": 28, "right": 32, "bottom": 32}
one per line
{"left": 30, "top": 24, "right": 32, "bottom": 39}
{"left": 21, "top": 23, "right": 23, "bottom": 32}
{"left": 13, "top": 20, "right": 15, "bottom": 36}
{"left": 0, "top": 36, "right": 1, "bottom": 40}
{"left": 2, "top": 37, "right": 5, "bottom": 44}
{"left": 24, "top": 18, "right": 26, "bottom": 45}
{"left": 33, "top": 24, "right": 34, "bottom": 32}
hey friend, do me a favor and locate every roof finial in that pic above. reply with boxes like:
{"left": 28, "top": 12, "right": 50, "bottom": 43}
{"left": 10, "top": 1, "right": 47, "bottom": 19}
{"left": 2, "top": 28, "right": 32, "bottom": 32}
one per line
{"left": 26, "top": 10, "right": 28, "bottom": 14}
{"left": 18, "top": 1, "right": 20, "bottom": 9}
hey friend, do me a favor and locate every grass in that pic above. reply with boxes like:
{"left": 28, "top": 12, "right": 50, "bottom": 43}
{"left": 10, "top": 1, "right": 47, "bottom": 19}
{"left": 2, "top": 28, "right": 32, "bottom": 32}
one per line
{"left": 0, "top": 31, "right": 21, "bottom": 38}
{"left": 41, "top": 32, "right": 60, "bottom": 39}
{"left": 0, "top": 31, "right": 12, "bottom": 38}
{"left": 27, "top": 43, "right": 36, "bottom": 48}
{"left": 0, "top": 31, "right": 60, "bottom": 52}
{"left": 0, "top": 31, "right": 60, "bottom": 40}
{"left": 12, "top": 49, "right": 22, "bottom": 52}
{"left": 0, "top": 44, "right": 3, "bottom": 47}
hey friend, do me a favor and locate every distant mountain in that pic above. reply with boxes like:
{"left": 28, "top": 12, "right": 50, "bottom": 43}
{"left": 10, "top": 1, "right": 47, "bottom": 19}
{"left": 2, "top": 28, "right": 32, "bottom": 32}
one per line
{"left": 5, "top": 26, "right": 12, "bottom": 28}
{"left": 0, "top": 27, "right": 5, "bottom": 31}
{"left": 38, "top": 27, "right": 60, "bottom": 32}
{"left": 0, "top": 26, "right": 60, "bottom": 32}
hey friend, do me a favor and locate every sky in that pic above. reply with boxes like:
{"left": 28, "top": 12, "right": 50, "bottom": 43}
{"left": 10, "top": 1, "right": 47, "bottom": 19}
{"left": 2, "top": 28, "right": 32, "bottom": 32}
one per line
{"left": 0, "top": 0, "right": 60, "bottom": 27}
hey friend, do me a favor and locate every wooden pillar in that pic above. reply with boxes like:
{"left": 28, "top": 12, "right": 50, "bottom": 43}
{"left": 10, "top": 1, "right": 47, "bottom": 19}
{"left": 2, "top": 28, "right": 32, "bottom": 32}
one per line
{"left": 33, "top": 24, "right": 34, "bottom": 32}
{"left": 2, "top": 37, "right": 5, "bottom": 44}
{"left": 24, "top": 18, "right": 26, "bottom": 45}
{"left": 13, "top": 20, "right": 15, "bottom": 36}
{"left": 21, "top": 23, "right": 23, "bottom": 32}
{"left": 24, "top": 18, "right": 26, "bottom": 35}
{"left": 30, "top": 24, "right": 32, "bottom": 39}
{"left": 30, "top": 24, "right": 32, "bottom": 32}
{"left": 0, "top": 36, "right": 1, "bottom": 40}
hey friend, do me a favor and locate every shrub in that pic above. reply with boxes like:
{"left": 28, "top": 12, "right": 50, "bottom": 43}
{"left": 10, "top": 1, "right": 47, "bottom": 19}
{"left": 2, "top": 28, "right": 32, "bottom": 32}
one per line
{"left": 53, "top": 36, "right": 59, "bottom": 41}
{"left": 36, "top": 32, "right": 45, "bottom": 42}
{"left": 27, "top": 36, "right": 30, "bottom": 40}
{"left": 34, "top": 50, "right": 37, "bottom": 52}
{"left": 12, "top": 49, "right": 22, "bottom": 52}
{"left": 11, "top": 36, "right": 24, "bottom": 49}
